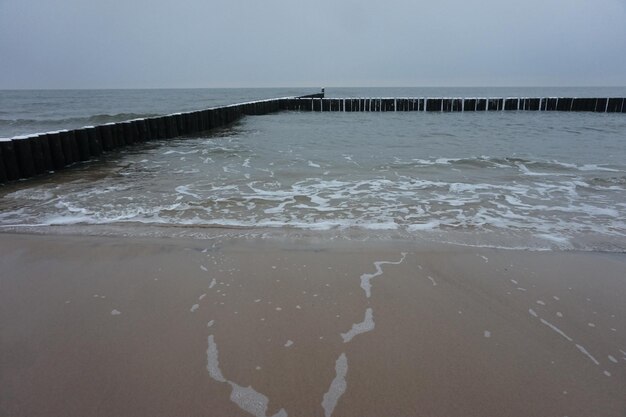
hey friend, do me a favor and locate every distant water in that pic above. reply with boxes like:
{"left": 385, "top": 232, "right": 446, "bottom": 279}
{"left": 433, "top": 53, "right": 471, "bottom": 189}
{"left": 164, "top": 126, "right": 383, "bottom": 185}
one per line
{"left": 1, "top": 87, "right": 626, "bottom": 251}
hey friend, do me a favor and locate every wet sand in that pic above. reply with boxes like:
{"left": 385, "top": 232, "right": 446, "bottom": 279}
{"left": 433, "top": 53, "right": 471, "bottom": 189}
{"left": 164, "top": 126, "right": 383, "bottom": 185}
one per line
{"left": 1, "top": 231, "right": 625, "bottom": 417}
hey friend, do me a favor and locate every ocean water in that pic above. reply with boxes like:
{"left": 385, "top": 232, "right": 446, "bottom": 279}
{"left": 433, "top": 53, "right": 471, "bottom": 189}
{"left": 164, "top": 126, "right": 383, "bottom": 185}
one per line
{"left": 1, "top": 87, "right": 625, "bottom": 251}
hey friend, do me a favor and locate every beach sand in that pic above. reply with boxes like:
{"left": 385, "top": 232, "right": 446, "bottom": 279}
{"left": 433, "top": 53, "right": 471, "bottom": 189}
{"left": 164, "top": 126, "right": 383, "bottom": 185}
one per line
{"left": 1, "top": 231, "right": 625, "bottom": 417}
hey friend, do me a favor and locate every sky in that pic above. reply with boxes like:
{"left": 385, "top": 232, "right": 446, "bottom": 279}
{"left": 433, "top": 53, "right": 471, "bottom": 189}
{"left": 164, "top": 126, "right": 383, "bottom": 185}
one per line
{"left": 1, "top": 0, "right": 625, "bottom": 89}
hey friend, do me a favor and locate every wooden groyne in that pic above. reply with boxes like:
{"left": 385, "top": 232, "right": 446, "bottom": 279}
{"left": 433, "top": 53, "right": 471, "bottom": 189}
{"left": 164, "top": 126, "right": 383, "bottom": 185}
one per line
{"left": 0, "top": 97, "right": 288, "bottom": 183}
{"left": 282, "top": 97, "right": 626, "bottom": 113}
{"left": 2, "top": 93, "right": 625, "bottom": 183}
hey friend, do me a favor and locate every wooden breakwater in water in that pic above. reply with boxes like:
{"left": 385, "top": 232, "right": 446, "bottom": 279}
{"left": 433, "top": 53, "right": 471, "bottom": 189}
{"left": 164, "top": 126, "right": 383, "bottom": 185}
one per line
{"left": 282, "top": 97, "right": 626, "bottom": 112}
{"left": 0, "top": 97, "right": 293, "bottom": 184}
{"left": 1, "top": 93, "right": 625, "bottom": 183}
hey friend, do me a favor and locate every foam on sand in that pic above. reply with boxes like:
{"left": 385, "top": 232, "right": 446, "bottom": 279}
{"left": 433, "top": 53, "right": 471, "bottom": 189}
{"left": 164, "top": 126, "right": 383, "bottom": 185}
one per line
{"left": 228, "top": 382, "right": 287, "bottom": 417}
{"left": 539, "top": 318, "right": 573, "bottom": 342}
{"left": 207, "top": 334, "right": 288, "bottom": 417}
{"left": 341, "top": 308, "right": 375, "bottom": 343}
{"left": 321, "top": 353, "right": 348, "bottom": 417}
{"left": 360, "top": 253, "right": 407, "bottom": 298}
{"left": 206, "top": 335, "right": 226, "bottom": 382}
{"left": 575, "top": 344, "right": 600, "bottom": 366}
{"left": 529, "top": 306, "right": 605, "bottom": 369}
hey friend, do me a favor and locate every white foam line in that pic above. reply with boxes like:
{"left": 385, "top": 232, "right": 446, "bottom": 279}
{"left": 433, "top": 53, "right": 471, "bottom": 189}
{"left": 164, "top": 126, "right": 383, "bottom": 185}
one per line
{"left": 576, "top": 344, "right": 600, "bottom": 366}
{"left": 608, "top": 355, "right": 618, "bottom": 363}
{"left": 199, "top": 293, "right": 207, "bottom": 300}
{"left": 110, "top": 309, "right": 121, "bottom": 316}
{"left": 321, "top": 353, "right": 348, "bottom": 417}
{"left": 207, "top": 335, "right": 287, "bottom": 417}
{"left": 284, "top": 340, "right": 294, "bottom": 347}
{"left": 228, "top": 382, "right": 287, "bottom": 417}
{"left": 530, "top": 307, "right": 605, "bottom": 366}
{"left": 206, "top": 335, "right": 226, "bottom": 382}
{"left": 209, "top": 278, "right": 217, "bottom": 289}
{"left": 201, "top": 265, "right": 208, "bottom": 272}
{"left": 190, "top": 304, "right": 200, "bottom": 312}
{"left": 341, "top": 308, "right": 375, "bottom": 343}
{"left": 539, "top": 318, "right": 573, "bottom": 342}
{"left": 360, "top": 252, "right": 407, "bottom": 298}
{"left": 427, "top": 276, "right": 437, "bottom": 286}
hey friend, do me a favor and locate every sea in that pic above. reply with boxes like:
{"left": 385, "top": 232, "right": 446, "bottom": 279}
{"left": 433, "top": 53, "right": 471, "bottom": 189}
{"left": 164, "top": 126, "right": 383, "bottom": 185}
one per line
{"left": 1, "top": 87, "right": 625, "bottom": 251}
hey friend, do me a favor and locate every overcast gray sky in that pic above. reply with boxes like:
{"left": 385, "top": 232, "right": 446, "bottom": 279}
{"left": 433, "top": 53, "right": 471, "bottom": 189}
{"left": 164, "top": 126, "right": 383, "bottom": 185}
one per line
{"left": 1, "top": 0, "right": 625, "bottom": 89}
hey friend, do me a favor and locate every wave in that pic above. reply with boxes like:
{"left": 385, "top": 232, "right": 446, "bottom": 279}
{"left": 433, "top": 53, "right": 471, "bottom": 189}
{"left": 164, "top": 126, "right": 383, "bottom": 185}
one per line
{"left": 0, "top": 113, "right": 159, "bottom": 130}
{"left": 2, "top": 216, "right": 625, "bottom": 253}
{"left": 403, "top": 156, "right": 622, "bottom": 173}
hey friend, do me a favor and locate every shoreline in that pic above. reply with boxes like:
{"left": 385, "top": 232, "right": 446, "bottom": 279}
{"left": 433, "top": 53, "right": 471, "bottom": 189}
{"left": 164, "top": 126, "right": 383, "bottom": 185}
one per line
{"left": 1, "top": 231, "right": 625, "bottom": 416}
{"left": 2, "top": 223, "right": 625, "bottom": 254}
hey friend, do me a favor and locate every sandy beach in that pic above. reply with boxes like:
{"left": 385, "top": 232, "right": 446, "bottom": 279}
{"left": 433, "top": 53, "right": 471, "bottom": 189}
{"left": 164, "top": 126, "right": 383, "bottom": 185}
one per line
{"left": 0, "top": 231, "right": 624, "bottom": 417}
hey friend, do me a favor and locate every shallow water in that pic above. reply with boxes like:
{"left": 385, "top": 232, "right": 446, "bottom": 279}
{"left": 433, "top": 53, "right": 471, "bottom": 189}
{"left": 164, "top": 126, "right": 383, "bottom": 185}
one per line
{"left": 1, "top": 88, "right": 625, "bottom": 251}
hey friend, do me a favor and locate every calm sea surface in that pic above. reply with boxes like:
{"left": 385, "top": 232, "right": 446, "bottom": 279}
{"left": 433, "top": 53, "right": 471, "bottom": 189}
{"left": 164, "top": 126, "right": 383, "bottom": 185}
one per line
{"left": 1, "top": 87, "right": 625, "bottom": 251}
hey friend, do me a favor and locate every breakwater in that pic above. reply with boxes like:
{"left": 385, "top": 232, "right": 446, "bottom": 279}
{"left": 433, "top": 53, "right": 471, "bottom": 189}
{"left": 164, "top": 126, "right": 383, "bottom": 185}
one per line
{"left": 0, "top": 97, "right": 286, "bottom": 183}
{"left": 282, "top": 97, "right": 626, "bottom": 112}
{"left": 1, "top": 93, "right": 625, "bottom": 183}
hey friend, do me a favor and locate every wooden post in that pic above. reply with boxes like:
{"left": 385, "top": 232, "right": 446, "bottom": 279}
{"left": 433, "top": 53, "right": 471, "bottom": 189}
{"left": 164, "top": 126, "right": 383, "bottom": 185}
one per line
{"left": 12, "top": 136, "right": 35, "bottom": 178}
{"left": 46, "top": 132, "right": 66, "bottom": 169}
{"left": 58, "top": 130, "right": 75, "bottom": 166}
{"left": 557, "top": 98, "right": 572, "bottom": 111}
{"left": 98, "top": 125, "right": 115, "bottom": 151}
{"left": 134, "top": 119, "right": 148, "bottom": 142}
{"left": 75, "top": 129, "right": 91, "bottom": 161}
{"left": 607, "top": 98, "right": 623, "bottom": 112}
{"left": 0, "top": 138, "right": 21, "bottom": 180}
{"left": 164, "top": 116, "right": 178, "bottom": 138}
{"left": 38, "top": 133, "right": 54, "bottom": 171}
{"left": 29, "top": 134, "right": 46, "bottom": 175}
{"left": 0, "top": 143, "right": 7, "bottom": 183}
{"left": 85, "top": 126, "right": 103, "bottom": 156}
{"left": 427, "top": 98, "right": 442, "bottom": 111}
{"left": 504, "top": 98, "right": 517, "bottom": 110}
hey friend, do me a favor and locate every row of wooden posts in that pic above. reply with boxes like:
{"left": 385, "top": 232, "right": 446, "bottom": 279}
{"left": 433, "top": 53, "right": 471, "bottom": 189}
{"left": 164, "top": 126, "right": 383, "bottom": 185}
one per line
{"left": 1, "top": 95, "right": 624, "bottom": 183}
{"left": 0, "top": 99, "right": 284, "bottom": 183}
{"left": 283, "top": 97, "right": 626, "bottom": 113}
